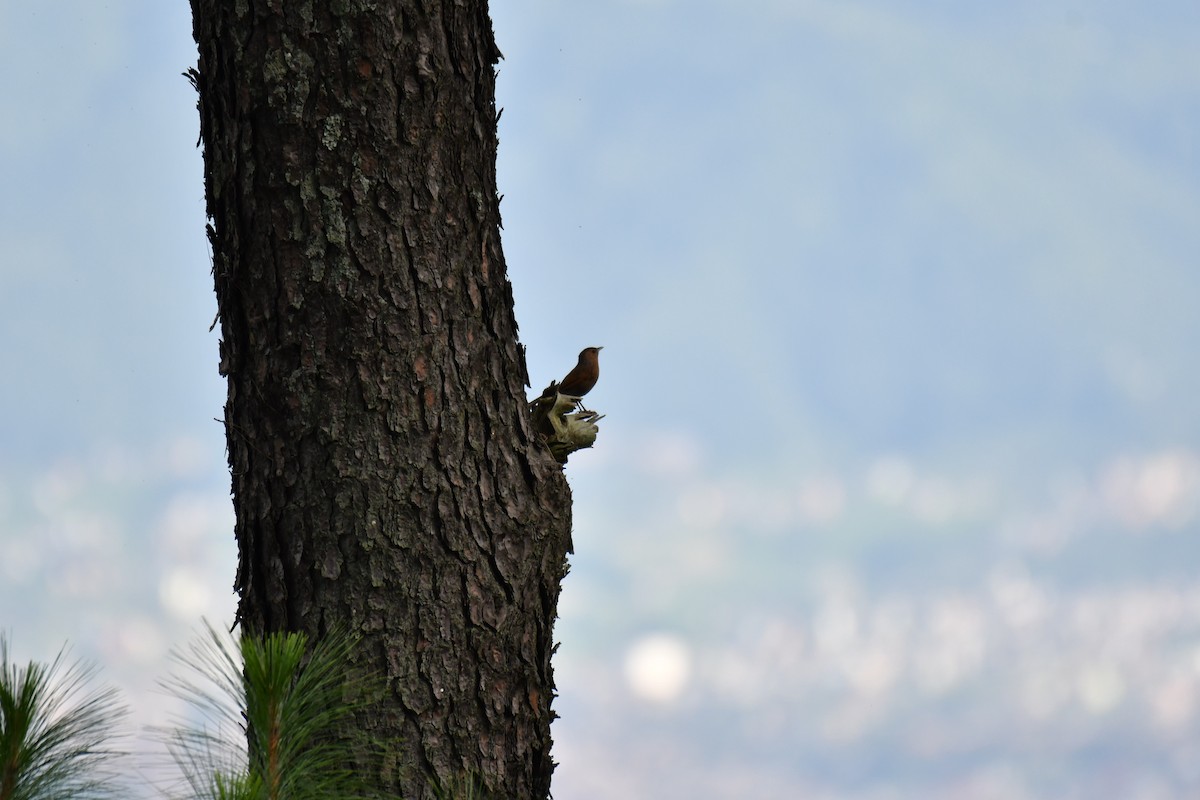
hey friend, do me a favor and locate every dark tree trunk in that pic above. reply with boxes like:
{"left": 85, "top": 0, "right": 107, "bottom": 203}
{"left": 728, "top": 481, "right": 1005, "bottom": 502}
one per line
{"left": 189, "top": 2, "right": 572, "bottom": 797}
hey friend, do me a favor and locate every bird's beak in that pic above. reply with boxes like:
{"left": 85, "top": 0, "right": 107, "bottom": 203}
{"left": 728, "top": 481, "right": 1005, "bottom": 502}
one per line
{"left": 596, "top": 346, "right": 604, "bottom": 351}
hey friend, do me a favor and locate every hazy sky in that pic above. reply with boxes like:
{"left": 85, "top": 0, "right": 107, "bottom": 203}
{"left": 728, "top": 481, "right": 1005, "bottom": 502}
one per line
{"left": 2, "top": 2, "right": 1198, "bottom": 797}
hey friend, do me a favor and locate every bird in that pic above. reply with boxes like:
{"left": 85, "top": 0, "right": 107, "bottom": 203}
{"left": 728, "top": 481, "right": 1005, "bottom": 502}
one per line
{"left": 555, "top": 346, "right": 603, "bottom": 399}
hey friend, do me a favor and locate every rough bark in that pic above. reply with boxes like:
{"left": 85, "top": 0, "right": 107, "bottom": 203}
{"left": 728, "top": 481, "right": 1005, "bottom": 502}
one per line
{"left": 189, "top": 2, "right": 572, "bottom": 797}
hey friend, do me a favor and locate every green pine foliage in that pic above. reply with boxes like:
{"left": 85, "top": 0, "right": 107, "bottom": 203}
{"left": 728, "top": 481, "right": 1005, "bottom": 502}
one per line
{"left": 158, "top": 622, "right": 380, "bottom": 800}
{"left": 0, "top": 636, "right": 127, "bottom": 800}
{"left": 428, "top": 773, "right": 487, "bottom": 800}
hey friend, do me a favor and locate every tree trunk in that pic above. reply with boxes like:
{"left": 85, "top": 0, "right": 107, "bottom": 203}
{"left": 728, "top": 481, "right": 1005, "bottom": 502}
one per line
{"left": 189, "top": 2, "right": 572, "bottom": 797}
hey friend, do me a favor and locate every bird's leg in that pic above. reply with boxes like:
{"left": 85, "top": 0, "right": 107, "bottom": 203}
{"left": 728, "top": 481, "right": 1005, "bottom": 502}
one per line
{"left": 562, "top": 394, "right": 590, "bottom": 413}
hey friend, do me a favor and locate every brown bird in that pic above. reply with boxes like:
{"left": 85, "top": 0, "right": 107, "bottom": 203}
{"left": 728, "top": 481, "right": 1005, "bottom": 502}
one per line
{"left": 556, "top": 346, "right": 603, "bottom": 398}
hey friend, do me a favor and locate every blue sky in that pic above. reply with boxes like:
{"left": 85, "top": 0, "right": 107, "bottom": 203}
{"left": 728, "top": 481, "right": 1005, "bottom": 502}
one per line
{"left": 495, "top": 0, "right": 1200, "bottom": 463}
{"left": 2, "top": 2, "right": 1199, "bottom": 797}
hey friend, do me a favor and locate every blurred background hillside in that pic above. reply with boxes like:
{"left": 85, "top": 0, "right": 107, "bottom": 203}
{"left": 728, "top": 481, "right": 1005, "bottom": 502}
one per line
{"left": 2, "top": 1, "right": 1199, "bottom": 798}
